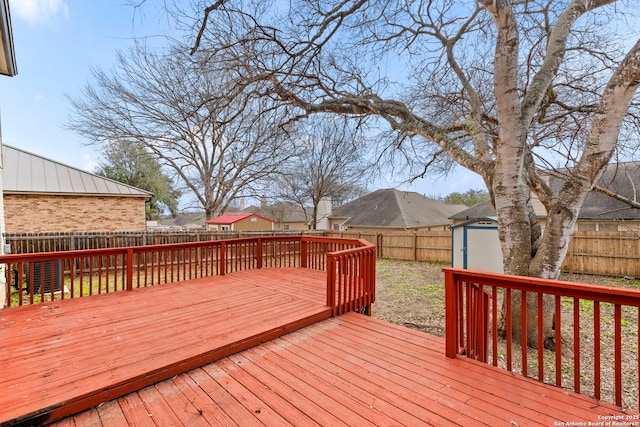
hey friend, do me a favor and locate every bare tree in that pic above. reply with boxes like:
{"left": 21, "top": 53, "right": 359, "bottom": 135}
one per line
{"left": 275, "top": 116, "right": 369, "bottom": 229}
{"left": 187, "top": 0, "right": 640, "bottom": 349}
{"left": 66, "top": 41, "right": 296, "bottom": 219}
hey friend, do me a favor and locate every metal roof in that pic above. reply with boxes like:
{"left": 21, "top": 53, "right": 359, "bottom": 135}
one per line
{"left": 2, "top": 144, "right": 152, "bottom": 198}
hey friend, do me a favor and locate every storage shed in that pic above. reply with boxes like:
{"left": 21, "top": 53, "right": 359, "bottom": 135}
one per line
{"left": 451, "top": 217, "right": 503, "bottom": 273}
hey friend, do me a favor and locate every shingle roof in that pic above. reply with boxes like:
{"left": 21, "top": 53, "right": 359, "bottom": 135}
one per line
{"left": 563, "top": 162, "right": 640, "bottom": 220}
{"left": 2, "top": 145, "right": 152, "bottom": 198}
{"left": 243, "top": 202, "right": 311, "bottom": 223}
{"left": 331, "top": 188, "right": 467, "bottom": 228}
{"left": 450, "top": 162, "right": 640, "bottom": 221}
{"left": 206, "top": 213, "right": 274, "bottom": 224}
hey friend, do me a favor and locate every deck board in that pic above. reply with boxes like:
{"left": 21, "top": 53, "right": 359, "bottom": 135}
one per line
{"left": 0, "top": 268, "right": 330, "bottom": 426}
{"left": 54, "top": 312, "right": 637, "bottom": 427}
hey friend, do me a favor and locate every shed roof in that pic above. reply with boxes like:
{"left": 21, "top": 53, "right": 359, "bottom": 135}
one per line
{"left": 2, "top": 145, "right": 152, "bottom": 198}
{"left": 332, "top": 188, "right": 467, "bottom": 228}
{"left": 206, "top": 213, "right": 274, "bottom": 225}
{"left": 449, "top": 200, "right": 496, "bottom": 221}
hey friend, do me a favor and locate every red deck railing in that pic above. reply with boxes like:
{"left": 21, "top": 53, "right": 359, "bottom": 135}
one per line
{"left": 444, "top": 267, "right": 640, "bottom": 411}
{"left": 1, "top": 236, "right": 375, "bottom": 316}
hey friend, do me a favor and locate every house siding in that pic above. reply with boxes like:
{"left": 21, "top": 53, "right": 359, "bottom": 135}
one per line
{"left": 232, "top": 217, "right": 273, "bottom": 232}
{"left": 275, "top": 221, "right": 308, "bottom": 231}
{"left": 4, "top": 194, "right": 147, "bottom": 233}
{"left": 207, "top": 216, "right": 274, "bottom": 232}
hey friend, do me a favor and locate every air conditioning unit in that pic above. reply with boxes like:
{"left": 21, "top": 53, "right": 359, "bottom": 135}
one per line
{"left": 28, "top": 260, "right": 63, "bottom": 294}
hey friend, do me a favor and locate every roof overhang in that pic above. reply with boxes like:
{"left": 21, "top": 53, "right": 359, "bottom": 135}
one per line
{"left": 0, "top": 0, "right": 17, "bottom": 77}
{"left": 450, "top": 216, "right": 498, "bottom": 229}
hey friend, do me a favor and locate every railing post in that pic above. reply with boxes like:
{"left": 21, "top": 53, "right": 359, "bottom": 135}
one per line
{"left": 256, "top": 238, "right": 263, "bottom": 269}
{"left": 301, "top": 239, "right": 307, "bottom": 269}
{"left": 444, "top": 269, "right": 458, "bottom": 358}
{"left": 326, "top": 255, "right": 336, "bottom": 316}
{"left": 126, "top": 248, "right": 134, "bottom": 291}
{"left": 220, "top": 242, "right": 226, "bottom": 276}
{"left": 368, "top": 248, "right": 376, "bottom": 316}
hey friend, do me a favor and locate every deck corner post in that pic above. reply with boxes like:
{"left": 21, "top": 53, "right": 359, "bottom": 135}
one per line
{"left": 444, "top": 269, "right": 458, "bottom": 358}
{"left": 326, "top": 255, "right": 336, "bottom": 316}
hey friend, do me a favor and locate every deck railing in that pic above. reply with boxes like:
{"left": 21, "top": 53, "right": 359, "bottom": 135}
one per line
{"left": 326, "top": 243, "right": 376, "bottom": 316}
{"left": 444, "top": 267, "right": 640, "bottom": 411}
{"left": 1, "top": 236, "right": 375, "bottom": 316}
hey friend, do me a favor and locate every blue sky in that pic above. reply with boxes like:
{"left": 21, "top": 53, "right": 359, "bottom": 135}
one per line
{"left": 0, "top": 0, "right": 486, "bottom": 204}
{"left": 0, "top": 0, "right": 168, "bottom": 173}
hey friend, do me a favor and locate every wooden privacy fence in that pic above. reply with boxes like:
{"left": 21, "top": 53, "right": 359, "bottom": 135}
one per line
{"left": 328, "top": 230, "right": 640, "bottom": 278}
{"left": 563, "top": 231, "right": 640, "bottom": 278}
{"left": 3, "top": 230, "right": 322, "bottom": 254}
{"left": 5, "top": 229, "right": 640, "bottom": 278}
{"left": 444, "top": 267, "right": 640, "bottom": 411}
{"left": 324, "top": 231, "right": 453, "bottom": 263}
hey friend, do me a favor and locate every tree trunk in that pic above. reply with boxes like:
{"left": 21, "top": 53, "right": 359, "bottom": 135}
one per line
{"left": 493, "top": 180, "right": 557, "bottom": 350}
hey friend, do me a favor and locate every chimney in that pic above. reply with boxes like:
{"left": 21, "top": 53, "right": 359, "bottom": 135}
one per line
{"left": 316, "top": 196, "right": 332, "bottom": 230}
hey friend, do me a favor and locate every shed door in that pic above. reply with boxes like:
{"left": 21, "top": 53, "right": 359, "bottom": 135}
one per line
{"left": 464, "top": 225, "right": 503, "bottom": 273}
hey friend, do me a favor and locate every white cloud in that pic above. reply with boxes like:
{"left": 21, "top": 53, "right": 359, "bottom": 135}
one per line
{"left": 12, "top": 0, "right": 70, "bottom": 26}
{"left": 82, "top": 153, "right": 99, "bottom": 173}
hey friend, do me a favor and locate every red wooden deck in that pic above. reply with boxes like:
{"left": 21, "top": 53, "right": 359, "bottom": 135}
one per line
{"left": 0, "top": 268, "right": 330, "bottom": 426}
{"left": 2, "top": 267, "right": 636, "bottom": 426}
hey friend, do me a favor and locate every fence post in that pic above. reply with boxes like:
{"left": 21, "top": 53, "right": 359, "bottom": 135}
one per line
{"left": 444, "top": 269, "right": 458, "bottom": 358}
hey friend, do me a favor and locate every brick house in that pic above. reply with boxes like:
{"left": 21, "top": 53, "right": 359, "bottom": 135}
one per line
{"left": 2, "top": 145, "right": 152, "bottom": 233}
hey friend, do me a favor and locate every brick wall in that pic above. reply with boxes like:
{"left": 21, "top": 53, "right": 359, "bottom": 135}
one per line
{"left": 4, "top": 194, "right": 147, "bottom": 233}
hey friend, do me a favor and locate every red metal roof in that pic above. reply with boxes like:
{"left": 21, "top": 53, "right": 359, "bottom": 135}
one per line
{"left": 205, "top": 213, "right": 273, "bottom": 224}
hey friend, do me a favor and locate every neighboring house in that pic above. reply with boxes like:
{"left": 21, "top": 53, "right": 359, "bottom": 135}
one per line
{"left": 206, "top": 213, "right": 274, "bottom": 232}
{"left": 329, "top": 188, "right": 467, "bottom": 233}
{"left": 3, "top": 145, "right": 152, "bottom": 233}
{"left": 451, "top": 162, "right": 640, "bottom": 231}
{"left": 242, "top": 202, "right": 313, "bottom": 231}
